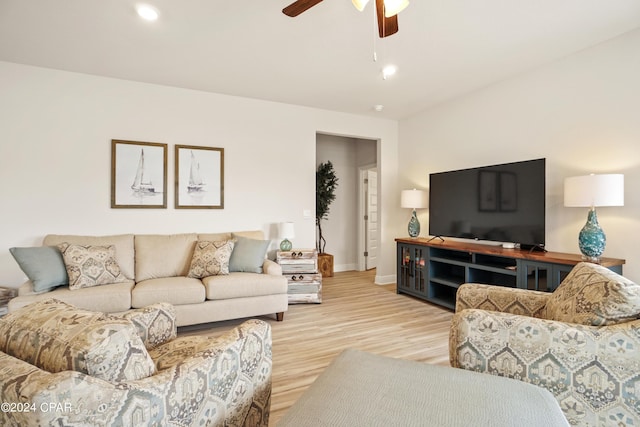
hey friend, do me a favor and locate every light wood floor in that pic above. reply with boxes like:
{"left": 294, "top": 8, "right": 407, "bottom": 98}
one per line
{"left": 178, "top": 269, "right": 454, "bottom": 426}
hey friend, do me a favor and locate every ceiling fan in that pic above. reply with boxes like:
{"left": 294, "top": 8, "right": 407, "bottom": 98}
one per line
{"left": 282, "top": 0, "right": 409, "bottom": 38}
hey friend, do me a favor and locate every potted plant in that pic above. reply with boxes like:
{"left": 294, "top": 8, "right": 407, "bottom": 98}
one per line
{"left": 316, "top": 161, "right": 338, "bottom": 277}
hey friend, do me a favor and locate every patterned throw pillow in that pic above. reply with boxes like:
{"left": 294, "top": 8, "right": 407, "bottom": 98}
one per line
{"left": 58, "top": 243, "right": 127, "bottom": 290}
{"left": 546, "top": 262, "right": 640, "bottom": 326}
{"left": 187, "top": 240, "right": 235, "bottom": 278}
{"left": 0, "top": 299, "right": 155, "bottom": 382}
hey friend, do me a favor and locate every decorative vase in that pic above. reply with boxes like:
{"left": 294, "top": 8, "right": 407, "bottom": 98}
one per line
{"left": 578, "top": 209, "right": 606, "bottom": 262}
{"left": 408, "top": 209, "right": 420, "bottom": 238}
{"left": 280, "top": 238, "right": 292, "bottom": 251}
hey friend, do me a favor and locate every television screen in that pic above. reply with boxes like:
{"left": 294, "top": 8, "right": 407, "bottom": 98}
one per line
{"left": 428, "top": 158, "right": 545, "bottom": 248}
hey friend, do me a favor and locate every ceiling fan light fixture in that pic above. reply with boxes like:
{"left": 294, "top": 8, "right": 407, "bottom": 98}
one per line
{"left": 352, "top": 0, "right": 371, "bottom": 11}
{"left": 383, "top": 0, "right": 409, "bottom": 17}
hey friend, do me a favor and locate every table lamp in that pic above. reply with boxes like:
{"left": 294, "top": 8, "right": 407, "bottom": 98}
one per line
{"left": 278, "top": 222, "right": 295, "bottom": 251}
{"left": 401, "top": 189, "right": 428, "bottom": 238}
{"left": 564, "top": 173, "right": 624, "bottom": 262}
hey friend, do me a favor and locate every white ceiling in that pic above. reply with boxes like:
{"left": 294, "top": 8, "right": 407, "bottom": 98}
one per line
{"left": 1, "top": 0, "right": 639, "bottom": 120}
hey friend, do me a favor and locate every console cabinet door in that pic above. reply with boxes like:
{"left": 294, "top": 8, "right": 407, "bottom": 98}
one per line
{"left": 517, "top": 260, "right": 553, "bottom": 292}
{"left": 397, "top": 244, "right": 428, "bottom": 297}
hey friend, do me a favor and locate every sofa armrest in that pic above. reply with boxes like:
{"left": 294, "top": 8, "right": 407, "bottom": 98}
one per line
{"left": 456, "top": 283, "right": 550, "bottom": 318}
{"left": 117, "top": 302, "right": 177, "bottom": 350}
{"left": 263, "top": 259, "right": 282, "bottom": 276}
{"left": 450, "top": 309, "right": 640, "bottom": 425}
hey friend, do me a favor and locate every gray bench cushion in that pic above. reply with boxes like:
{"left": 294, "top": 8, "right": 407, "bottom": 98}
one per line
{"left": 278, "top": 349, "right": 568, "bottom": 427}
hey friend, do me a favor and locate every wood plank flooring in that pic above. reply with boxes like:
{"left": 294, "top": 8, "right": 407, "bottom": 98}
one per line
{"left": 178, "top": 269, "right": 453, "bottom": 426}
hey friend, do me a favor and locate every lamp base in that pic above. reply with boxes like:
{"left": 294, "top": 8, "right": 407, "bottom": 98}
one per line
{"left": 578, "top": 208, "right": 605, "bottom": 263}
{"left": 280, "top": 238, "right": 292, "bottom": 251}
{"left": 408, "top": 209, "right": 420, "bottom": 238}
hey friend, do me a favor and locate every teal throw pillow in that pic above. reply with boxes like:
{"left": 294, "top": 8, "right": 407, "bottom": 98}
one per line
{"left": 9, "top": 246, "right": 69, "bottom": 293}
{"left": 229, "top": 236, "right": 270, "bottom": 273}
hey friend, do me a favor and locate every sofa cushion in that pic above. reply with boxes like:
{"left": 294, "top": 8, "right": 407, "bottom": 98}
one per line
{"left": 198, "top": 232, "right": 233, "bottom": 242}
{"left": 132, "top": 277, "right": 205, "bottom": 308}
{"left": 546, "top": 262, "right": 640, "bottom": 326}
{"left": 43, "top": 234, "right": 135, "bottom": 280}
{"left": 9, "top": 246, "right": 69, "bottom": 293}
{"left": 58, "top": 243, "right": 128, "bottom": 290}
{"left": 187, "top": 240, "right": 235, "bottom": 278}
{"left": 0, "top": 299, "right": 155, "bottom": 382}
{"left": 203, "top": 272, "right": 288, "bottom": 300}
{"left": 119, "top": 302, "right": 177, "bottom": 350}
{"left": 8, "top": 280, "right": 134, "bottom": 313}
{"left": 229, "top": 236, "right": 270, "bottom": 273}
{"left": 135, "top": 234, "right": 197, "bottom": 281}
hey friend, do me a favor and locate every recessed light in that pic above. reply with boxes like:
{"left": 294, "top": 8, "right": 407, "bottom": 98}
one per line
{"left": 374, "top": 105, "right": 384, "bottom": 112}
{"left": 382, "top": 65, "right": 397, "bottom": 80}
{"left": 136, "top": 4, "right": 159, "bottom": 21}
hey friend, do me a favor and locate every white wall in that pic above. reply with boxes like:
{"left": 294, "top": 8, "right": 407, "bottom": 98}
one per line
{"left": 399, "top": 29, "right": 640, "bottom": 282}
{"left": 0, "top": 62, "right": 398, "bottom": 287}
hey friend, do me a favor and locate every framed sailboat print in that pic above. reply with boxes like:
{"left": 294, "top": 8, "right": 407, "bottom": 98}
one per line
{"left": 111, "top": 140, "right": 168, "bottom": 208}
{"left": 175, "top": 145, "right": 224, "bottom": 209}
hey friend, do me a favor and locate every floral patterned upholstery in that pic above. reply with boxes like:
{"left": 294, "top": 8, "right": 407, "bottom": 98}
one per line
{"left": 0, "top": 299, "right": 156, "bottom": 382}
{"left": 450, "top": 263, "right": 640, "bottom": 427}
{"left": 0, "top": 300, "right": 272, "bottom": 427}
{"left": 546, "top": 262, "right": 640, "bottom": 326}
{"left": 119, "top": 302, "right": 177, "bottom": 350}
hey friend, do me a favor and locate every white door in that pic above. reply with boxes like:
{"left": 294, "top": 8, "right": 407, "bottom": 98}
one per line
{"left": 365, "top": 169, "right": 378, "bottom": 270}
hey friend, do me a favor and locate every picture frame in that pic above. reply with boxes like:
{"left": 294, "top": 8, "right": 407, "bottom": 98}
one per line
{"left": 499, "top": 172, "right": 517, "bottom": 212}
{"left": 478, "top": 170, "right": 498, "bottom": 212}
{"left": 111, "top": 140, "right": 167, "bottom": 209}
{"left": 175, "top": 145, "right": 224, "bottom": 209}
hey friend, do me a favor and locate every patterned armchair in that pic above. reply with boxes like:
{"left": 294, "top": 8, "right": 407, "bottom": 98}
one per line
{"left": 449, "top": 262, "right": 640, "bottom": 427}
{"left": 0, "top": 299, "right": 272, "bottom": 427}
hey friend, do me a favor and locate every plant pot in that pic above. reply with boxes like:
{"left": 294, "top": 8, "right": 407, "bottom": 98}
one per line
{"left": 317, "top": 253, "right": 334, "bottom": 277}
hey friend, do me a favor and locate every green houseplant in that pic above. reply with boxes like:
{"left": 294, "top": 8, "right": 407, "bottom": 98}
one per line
{"left": 316, "top": 161, "right": 338, "bottom": 276}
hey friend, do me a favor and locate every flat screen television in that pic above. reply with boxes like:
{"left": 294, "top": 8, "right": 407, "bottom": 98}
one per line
{"left": 428, "top": 158, "right": 546, "bottom": 249}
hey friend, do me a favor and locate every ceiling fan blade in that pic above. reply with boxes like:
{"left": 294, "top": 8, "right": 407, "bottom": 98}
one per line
{"left": 375, "top": 0, "right": 399, "bottom": 38}
{"left": 283, "top": 0, "right": 324, "bottom": 17}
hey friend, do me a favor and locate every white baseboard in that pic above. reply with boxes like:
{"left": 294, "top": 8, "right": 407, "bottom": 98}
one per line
{"left": 334, "top": 263, "right": 357, "bottom": 273}
{"left": 375, "top": 274, "right": 396, "bottom": 285}
{"left": 329, "top": 265, "right": 396, "bottom": 286}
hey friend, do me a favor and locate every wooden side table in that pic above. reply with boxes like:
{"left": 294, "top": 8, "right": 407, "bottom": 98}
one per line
{"left": 277, "top": 250, "right": 322, "bottom": 304}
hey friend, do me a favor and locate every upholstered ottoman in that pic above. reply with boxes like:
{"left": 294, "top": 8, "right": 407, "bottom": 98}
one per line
{"left": 278, "top": 349, "right": 568, "bottom": 427}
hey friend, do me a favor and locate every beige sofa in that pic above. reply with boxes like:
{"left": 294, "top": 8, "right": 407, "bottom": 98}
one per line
{"left": 8, "top": 231, "right": 288, "bottom": 326}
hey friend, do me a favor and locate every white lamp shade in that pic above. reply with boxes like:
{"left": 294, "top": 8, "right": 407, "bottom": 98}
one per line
{"left": 352, "top": 0, "right": 370, "bottom": 11}
{"left": 278, "top": 222, "right": 295, "bottom": 239}
{"left": 384, "top": 0, "right": 409, "bottom": 17}
{"left": 564, "top": 174, "right": 624, "bottom": 207}
{"left": 401, "top": 189, "right": 428, "bottom": 209}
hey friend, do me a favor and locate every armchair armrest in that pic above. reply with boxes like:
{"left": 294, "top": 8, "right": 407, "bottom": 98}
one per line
{"left": 450, "top": 309, "right": 640, "bottom": 426}
{"left": 117, "top": 302, "right": 177, "bottom": 349}
{"left": 456, "top": 283, "right": 550, "bottom": 318}
{"left": 1, "top": 319, "right": 272, "bottom": 427}
{"left": 263, "top": 259, "right": 282, "bottom": 276}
